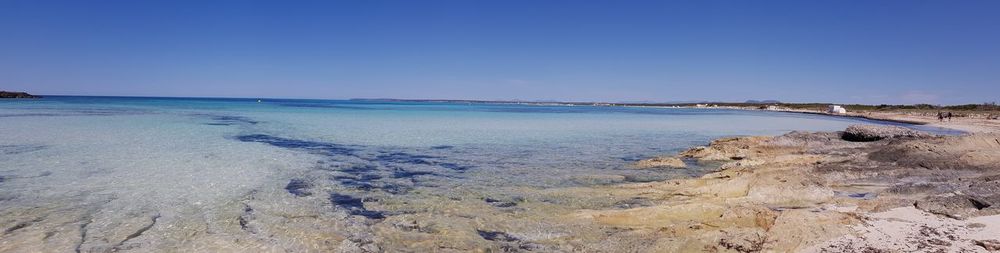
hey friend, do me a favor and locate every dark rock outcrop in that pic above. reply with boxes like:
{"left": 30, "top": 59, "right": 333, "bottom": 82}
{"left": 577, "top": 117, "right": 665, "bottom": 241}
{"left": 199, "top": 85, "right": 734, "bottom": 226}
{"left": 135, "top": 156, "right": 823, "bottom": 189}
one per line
{"left": 868, "top": 133, "right": 1000, "bottom": 171}
{"left": 842, "top": 124, "right": 934, "bottom": 142}
{"left": 976, "top": 239, "right": 1000, "bottom": 251}
{"left": 0, "top": 91, "right": 40, "bottom": 98}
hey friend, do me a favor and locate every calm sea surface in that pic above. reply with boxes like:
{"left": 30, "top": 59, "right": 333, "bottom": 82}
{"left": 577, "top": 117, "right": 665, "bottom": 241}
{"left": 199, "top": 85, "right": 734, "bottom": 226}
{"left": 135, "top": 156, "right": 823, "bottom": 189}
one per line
{"left": 0, "top": 96, "right": 957, "bottom": 251}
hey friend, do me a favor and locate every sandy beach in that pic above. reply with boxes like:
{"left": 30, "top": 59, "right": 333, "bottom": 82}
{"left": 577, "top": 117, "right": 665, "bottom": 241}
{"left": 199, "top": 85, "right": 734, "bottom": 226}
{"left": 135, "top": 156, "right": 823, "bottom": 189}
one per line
{"left": 850, "top": 111, "right": 1000, "bottom": 134}
{"left": 768, "top": 107, "right": 1000, "bottom": 134}
{"left": 703, "top": 105, "right": 1000, "bottom": 134}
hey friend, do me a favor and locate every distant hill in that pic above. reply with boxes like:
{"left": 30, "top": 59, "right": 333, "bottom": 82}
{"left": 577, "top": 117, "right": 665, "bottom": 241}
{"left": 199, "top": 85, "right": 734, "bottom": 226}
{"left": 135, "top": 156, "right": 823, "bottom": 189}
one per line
{"left": 0, "top": 91, "right": 40, "bottom": 98}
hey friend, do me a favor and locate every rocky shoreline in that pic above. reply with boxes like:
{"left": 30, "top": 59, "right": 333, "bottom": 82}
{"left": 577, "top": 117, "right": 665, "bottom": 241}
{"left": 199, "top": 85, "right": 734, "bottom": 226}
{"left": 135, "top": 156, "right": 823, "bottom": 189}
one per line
{"left": 0, "top": 91, "right": 40, "bottom": 98}
{"left": 608, "top": 125, "right": 1000, "bottom": 252}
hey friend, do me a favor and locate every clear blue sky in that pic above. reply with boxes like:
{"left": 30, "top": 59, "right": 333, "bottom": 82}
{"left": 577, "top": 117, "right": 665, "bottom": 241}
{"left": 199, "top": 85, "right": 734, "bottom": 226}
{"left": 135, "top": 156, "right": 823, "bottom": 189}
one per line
{"left": 2, "top": 0, "right": 998, "bottom": 104}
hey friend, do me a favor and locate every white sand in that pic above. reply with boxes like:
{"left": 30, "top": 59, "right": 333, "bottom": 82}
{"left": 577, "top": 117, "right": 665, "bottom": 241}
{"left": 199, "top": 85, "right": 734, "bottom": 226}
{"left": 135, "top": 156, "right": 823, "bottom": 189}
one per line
{"left": 807, "top": 207, "right": 1000, "bottom": 252}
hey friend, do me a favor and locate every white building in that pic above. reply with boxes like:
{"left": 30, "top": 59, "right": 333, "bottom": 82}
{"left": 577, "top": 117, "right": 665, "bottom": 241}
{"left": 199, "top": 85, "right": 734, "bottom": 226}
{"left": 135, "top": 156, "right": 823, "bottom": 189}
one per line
{"left": 828, "top": 105, "right": 847, "bottom": 114}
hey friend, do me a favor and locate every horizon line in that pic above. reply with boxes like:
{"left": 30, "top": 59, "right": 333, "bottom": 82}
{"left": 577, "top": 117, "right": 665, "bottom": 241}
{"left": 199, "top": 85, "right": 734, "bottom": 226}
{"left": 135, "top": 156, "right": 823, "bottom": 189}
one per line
{"left": 18, "top": 93, "right": 996, "bottom": 106}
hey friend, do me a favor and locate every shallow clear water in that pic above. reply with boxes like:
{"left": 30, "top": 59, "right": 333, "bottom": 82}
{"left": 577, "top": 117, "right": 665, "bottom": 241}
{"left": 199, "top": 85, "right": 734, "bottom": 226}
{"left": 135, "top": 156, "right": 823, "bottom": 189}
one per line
{"left": 0, "top": 96, "right": 957, "bottom": 252}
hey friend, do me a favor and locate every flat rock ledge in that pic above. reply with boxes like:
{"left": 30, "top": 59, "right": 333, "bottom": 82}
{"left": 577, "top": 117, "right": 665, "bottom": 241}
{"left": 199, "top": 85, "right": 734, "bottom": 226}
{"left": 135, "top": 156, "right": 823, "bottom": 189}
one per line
{"left": 633, "top": 156, "right": 686, "bottom": 169}
{"left": 842, "top": 124, "right": 935, "bottom": 142}
{"left": 0, "top": 91, "right": 40, "bottom": 98}
{"left": 579, "top": 128, "right": 1000, "bottom": 252}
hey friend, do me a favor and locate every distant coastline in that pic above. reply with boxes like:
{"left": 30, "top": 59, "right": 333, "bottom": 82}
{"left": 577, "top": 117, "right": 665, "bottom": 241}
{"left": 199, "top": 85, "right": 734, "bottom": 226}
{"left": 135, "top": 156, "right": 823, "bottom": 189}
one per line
{"left": 0, "top": 91, "right": 40, "bottom": 98}
{"left": 6, "top": 94, "right": 997, "bottom": 132}
{"left": 351, "top": 98, "right": 1000, "bottom": 131}
{"left": 350, "top": 98, "right": 998, "bottom": 112}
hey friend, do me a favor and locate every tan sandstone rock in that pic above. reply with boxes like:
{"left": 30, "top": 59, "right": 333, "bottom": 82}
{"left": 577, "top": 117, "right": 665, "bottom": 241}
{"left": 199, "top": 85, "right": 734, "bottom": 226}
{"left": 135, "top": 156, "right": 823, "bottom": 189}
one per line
{"left": 633, "top": 156, "right": 686, "bottom": 169}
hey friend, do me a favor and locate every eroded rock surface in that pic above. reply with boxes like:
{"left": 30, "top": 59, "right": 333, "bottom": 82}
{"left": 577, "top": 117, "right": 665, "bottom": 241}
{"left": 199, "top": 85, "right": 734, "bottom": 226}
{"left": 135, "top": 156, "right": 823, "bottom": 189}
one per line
{"left": 633, "top": 156, "right": 686, "bottom": 169}
{"left": 572, "top": 128, "right": 1000, "bottom": 252}
{"left": 842, "top": 124, "right": 936, "bottom": 142}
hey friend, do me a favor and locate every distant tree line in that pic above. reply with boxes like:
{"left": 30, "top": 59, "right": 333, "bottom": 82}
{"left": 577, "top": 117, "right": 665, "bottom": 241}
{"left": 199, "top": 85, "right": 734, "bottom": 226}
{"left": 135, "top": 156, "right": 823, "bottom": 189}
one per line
{"left": 623, "top": 102, "right": 1000, "bottom": 112}
{"left": 844, "top": 102, "right": 1000, "bottom": 111}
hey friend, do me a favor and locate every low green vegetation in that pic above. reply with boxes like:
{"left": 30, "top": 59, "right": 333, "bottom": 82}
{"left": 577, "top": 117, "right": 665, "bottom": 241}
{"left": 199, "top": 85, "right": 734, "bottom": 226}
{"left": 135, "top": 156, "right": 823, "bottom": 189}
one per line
{"left": 611, "top": 102, "right": 1000, "bottom": 112}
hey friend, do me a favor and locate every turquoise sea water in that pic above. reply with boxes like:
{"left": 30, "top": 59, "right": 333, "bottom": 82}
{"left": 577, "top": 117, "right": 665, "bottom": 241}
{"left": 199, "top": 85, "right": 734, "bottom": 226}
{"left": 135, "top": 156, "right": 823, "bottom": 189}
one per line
{"left": 0, "top": 96, "right": 958, "bottom": 251}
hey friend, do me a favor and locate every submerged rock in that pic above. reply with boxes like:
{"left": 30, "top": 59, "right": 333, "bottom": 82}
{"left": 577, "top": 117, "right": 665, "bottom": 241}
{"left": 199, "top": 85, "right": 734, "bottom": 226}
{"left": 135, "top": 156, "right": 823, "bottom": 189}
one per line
{"left": 284, "top": 179, "right": 313, "bottom": 197}
{"left": 633, "top": 156, "right": 686, "bottom": 169}
{"left": 483, "top": 198, "right": 518, "bottom": 208}
{"left": 570, "top": 174, "right": 626, "bottom": 185}
{"left": 329, "top": 193, "right": 385, "bottom": 219}
{"left": 841, "top": 124, "right": 934, "bottom": 142}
